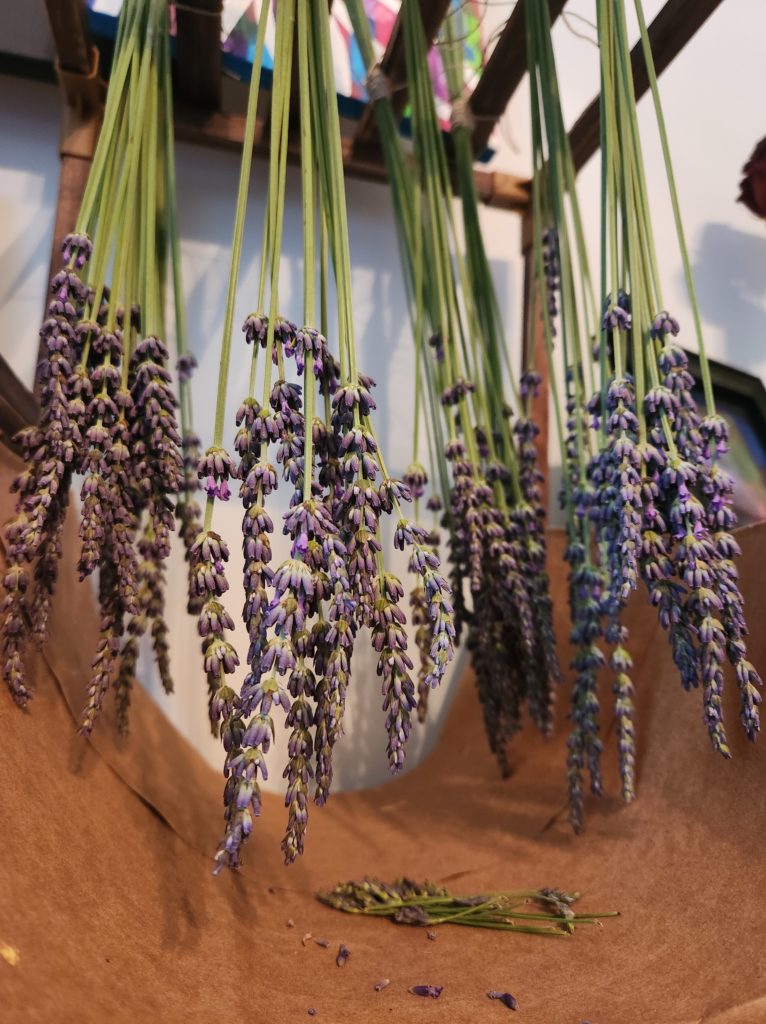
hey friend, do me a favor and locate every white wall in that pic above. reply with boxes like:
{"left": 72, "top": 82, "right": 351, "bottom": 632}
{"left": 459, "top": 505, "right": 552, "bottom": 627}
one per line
{"left": 1, "top": 0, "right": 764, "bottom": 786}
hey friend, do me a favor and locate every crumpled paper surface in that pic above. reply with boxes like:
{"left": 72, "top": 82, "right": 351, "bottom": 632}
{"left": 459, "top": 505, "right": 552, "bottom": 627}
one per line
{"left": 1, "top": 444, "right": 765, "bottom": 1023}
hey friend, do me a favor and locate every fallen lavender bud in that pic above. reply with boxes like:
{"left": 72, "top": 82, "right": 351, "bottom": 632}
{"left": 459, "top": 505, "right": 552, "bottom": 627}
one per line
{"left": 488, "top": 991, "right": 519, "bottom": 1011}
{"left": 374, "top": 979, "right": 390, "bottom": 992}
{"left": 336, "top": 944, "right": 350, "bottom": 967}
{"left": 409, "top": 985, "right": 443, "bottom": 999}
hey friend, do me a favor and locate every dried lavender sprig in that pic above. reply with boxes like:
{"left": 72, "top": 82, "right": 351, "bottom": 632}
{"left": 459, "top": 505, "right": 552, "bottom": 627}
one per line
{"left": 1, "top": 240, "right": 91, "bottom": 704}
{"left": 565, "top": 544, "right": 606, "bottom": 833}
{"left": 318, "top": 877, "right": 618, "bottom": 935}
{"left": 80, "top": 553, "right": 125, "bottom": 735}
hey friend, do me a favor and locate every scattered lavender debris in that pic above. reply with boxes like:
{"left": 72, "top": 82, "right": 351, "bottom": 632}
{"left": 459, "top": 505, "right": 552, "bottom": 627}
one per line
{"left": 314, "top": 938, "right": 330, "bottom": 949}
{"left": 374, "top": 979, "right": 390, "bottom": 992}
{"left": 336, "top": 944, "right": 350, "bottom": 967}
{"left": 488, "top": 990, "right": 519, "bottom": 1011}
{"left": 426, "top": 930, "right": 437, "bottom": 941}
{"left": 409, "top": 985, "right": 443, "bottom": 999}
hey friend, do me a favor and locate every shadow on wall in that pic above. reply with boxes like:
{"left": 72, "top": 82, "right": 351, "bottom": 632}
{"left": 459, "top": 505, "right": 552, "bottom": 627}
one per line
{"left": 691, "top": 221, "right": 766, "bottom": 371}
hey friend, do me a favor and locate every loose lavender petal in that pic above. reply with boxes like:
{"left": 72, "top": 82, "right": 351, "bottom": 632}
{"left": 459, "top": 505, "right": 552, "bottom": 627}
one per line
{"left": 336, "top": 944, "right": 350, "bottom": 967}
{"left": 488, "top": 991, "right": 519, "bottom": 1011}
{"left": 409, "top": 985, "right": 443, "bottom": 999}
{"left": 374, "top": 979, "right": 390, "bottom": 992}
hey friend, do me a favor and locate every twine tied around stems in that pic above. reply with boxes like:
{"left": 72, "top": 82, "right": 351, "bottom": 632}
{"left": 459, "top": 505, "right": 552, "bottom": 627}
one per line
{"left": 450, "top": 97, "right": 475, "bottom": 133}
{"left": 366, "top": 64, "right": 392, "bottom": 103}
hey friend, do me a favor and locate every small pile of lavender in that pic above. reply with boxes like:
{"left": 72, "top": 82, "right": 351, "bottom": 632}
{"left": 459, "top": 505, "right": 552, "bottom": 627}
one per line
{"left": 319, "top": 877, "right": 617, "bottom": 936}
{"left": 3, "top": 0, "right": 200, "bottom": 734}
{"left": 195, "top": 0, "right": 454, "bottom": 873}
{"left": 527, "top": 0, "right": 761, "bottom": 831}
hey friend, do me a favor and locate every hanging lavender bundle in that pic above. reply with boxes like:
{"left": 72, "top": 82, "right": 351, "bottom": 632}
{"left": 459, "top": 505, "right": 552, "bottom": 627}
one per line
{"left": 345, "top": 0, "right": 559, "bottom": 772}
{"left": 527, "top": 0, "right": 761, "bottom": 831}
{"left": 196, "top": 0, "right": 454, "bottom": 872}
{"left": 597, "top": 0, "right": 761, "bottom": 755}
{"left": 526, "top": 0, "right": 607, "bottom": 830}
{"left": 442, "top": 10, "right": 560, "bottom": 741}
{"left": 2, "top": 0, "right": 198, "bottom": 735}
{"left": 402, "top": 1, "right": 557, "bottom": 765}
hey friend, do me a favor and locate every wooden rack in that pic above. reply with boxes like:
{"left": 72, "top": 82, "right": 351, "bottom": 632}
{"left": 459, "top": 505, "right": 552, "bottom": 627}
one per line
{"left": 0, "top": 0, "right": 728, "bottom": 453}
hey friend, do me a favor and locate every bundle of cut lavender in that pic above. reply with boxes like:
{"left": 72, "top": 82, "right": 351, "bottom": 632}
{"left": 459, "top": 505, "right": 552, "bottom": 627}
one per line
{"left": 2, "top": 0, "right": 200, "bottom": 735}
{"left": 201, "top": 0, "right": 454, "bottom": 872}
{"left": 319, "top": 877, "right": 618, "bottom": 936}
{"left": 526, "top": 0, "right": 761, "bottom": 831}
{"left": 345, "top": 0, "right": 559, "bottom": 770}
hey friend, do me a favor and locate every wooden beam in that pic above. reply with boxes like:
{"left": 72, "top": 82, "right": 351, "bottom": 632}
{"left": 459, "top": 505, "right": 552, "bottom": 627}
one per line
{"left": 569, "top": 0, "right": 726, "bottom": 171}
{"left": 175, "top": 0, "right": 223, "bottom": 110}
{"left": 468, "top": 0, "right": 566, "bottom": 155}
{"left": 353, "top": 0, "right": 451, "bottom": 148}
{"left": 173, "top": 103, "right": 529, "bottom": 211}
{"left": 0, "top": 356, "right": 41, "bottom": 444}
{"left": 44, "top": 0, "right": 91, "bottom": 75}
{"left": 473, "top": 169, "right": 530, "bottom": 212}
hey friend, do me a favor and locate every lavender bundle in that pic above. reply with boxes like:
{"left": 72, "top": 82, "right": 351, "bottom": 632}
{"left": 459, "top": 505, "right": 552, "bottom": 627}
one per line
{"left": 345, "top": 0, "right": 559, "bottom": 770}
{"left": 527, "top": 0, "right": 761, "bottom": 830}
{"left": 526, "top": 0, "right": 606, "bottom": 830}
{"left": 198, "top": 0, "right": 454, "bottom": 872}
{"left": 2, "top": 0, "right": 197, "bottom": 734}
{"left": 442, "top": 9, "right": 560, "bottom": 742}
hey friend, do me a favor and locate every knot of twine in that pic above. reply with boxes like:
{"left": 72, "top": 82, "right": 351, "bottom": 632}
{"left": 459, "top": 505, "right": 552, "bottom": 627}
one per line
{"left": 366, "top": 64, "right": 392, "bottom": 104}
{"left": 450, "top": 97, "right": 475, "bottom": 133}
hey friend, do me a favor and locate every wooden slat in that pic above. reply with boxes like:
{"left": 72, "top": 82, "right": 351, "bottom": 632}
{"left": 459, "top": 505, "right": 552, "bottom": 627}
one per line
{"left": 353, "top": 0, "right": 451, "bottom": 148}
{"left": 569, "top": 0, "right": 726, "bottom": 171}
{"left": 468, "top": 0, "right": 566, "bottom": 155}
{"left": 0, "top": 356, "right": 41, "bottom": 442}
{"left": 473, "top": 169, "right": 530, "bottom": 212}
{"left": 175, "top": 0, "right": 222, "bottom": 109}
{"left": 44, "top": 0, "right": 91, "bottom": 75}
{"left": 173, "top": 103, "right": 530, "bottom": 211}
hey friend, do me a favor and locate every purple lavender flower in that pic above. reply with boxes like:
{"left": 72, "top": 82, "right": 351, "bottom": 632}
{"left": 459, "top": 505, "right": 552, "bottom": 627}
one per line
{"left": 409, "top": 985, "right": 442, "bottom": 999}
{"left": 542, "top": 227, "right": 560, "bottom": 331}
{"left": 520, "top": 369, "right": 542, "bottom": 400}
{"left": 488, "top": 991, "right": 519, "bottom": 1011}
{"left": 198, "top": 445, "right": 237, "bottom": 501}
{"left": 373, "top": 572, "right": 417, "bottom": 772}
{"left": 601, "top": 290, "right": 632, "bottom": 333}
{"left": 403, "top": 463, "right": 428, "bottom": 501}
{"left": 176, "top": 353, "right": 198, "bottom": 383}
{"left": 565, "top": 547, "right": 606, "bottom": 832}
{"left": 80, "top": 556, "right": 125, "bottom": 735}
